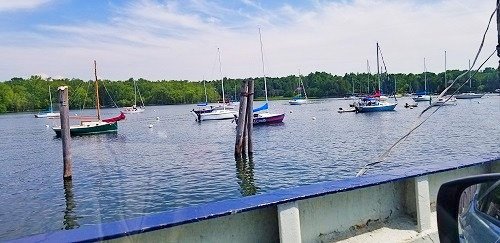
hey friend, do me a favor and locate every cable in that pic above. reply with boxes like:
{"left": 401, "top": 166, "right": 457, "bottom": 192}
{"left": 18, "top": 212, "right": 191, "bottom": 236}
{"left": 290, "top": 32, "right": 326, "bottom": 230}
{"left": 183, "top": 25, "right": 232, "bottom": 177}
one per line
{"left": 355, "top": 3, "right": 500, "bottom": 177}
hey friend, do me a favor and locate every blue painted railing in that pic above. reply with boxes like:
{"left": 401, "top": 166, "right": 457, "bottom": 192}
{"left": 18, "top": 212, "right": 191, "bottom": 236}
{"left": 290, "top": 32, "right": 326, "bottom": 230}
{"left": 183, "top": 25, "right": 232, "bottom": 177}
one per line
{"left": 10, "top": 156, "right": 499, "bottom": 242}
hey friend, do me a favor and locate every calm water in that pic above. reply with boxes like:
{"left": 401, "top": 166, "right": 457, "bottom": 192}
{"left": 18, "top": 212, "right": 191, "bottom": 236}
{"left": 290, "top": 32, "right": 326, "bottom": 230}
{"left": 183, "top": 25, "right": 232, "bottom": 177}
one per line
{"left": 0, "top": 96, "right": 499, "bottom": 240}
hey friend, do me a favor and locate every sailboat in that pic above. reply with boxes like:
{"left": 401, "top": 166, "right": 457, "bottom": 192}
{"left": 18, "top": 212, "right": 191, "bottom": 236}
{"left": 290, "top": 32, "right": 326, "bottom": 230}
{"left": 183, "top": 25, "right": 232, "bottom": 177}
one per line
{"left": 455, "top": 60, "right": 484, "bottom": 99}
{"left": 253, "top": 28, "right": 285, "bottom": 124}
{"left": 431, "top": 51, "right": 457, "bottom": 106}
{"left": 35, "top": 86, "right": 60, "bottom": 118}
{"left": 412, "top": 58, "right": 431, "bottom": 102}
{"left": 353, "top": 43, "right": 397, "bottom": 113}
{"left": 191, "top": 48, "right": 238, "bottom": 122}
{"left": 52, "top": 61, "right": 126, "bottom": 136}
{"left": 288, "top": 71, "right": 309, "bottom": 105}
{"left": 122, "top": 79, "right": 145, "bottom": 113}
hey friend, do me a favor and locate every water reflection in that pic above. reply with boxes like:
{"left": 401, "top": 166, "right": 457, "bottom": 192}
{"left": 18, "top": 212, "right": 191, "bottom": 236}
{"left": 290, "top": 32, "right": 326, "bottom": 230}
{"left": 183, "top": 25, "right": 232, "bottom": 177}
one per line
{"left": 63, "top": 180, "right": 79, "bottom": 230}
{"left": 235, "top": 155, "right": 259, "bottom": 196}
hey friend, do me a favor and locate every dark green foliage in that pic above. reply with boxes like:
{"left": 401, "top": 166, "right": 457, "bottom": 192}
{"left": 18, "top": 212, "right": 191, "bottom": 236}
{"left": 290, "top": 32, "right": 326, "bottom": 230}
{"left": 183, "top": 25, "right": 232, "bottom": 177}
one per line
{"left": 0, "top": 68, "right": 498, "bottom": 113}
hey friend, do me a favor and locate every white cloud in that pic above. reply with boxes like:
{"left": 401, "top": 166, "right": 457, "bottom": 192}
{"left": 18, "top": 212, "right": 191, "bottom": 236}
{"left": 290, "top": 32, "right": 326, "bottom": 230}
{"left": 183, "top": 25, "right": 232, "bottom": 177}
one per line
{"left": 0, "top": 0, "right": 51, "bottom": 12}
{"left": 0, "top": 0, "right": 497, "bottom": 81}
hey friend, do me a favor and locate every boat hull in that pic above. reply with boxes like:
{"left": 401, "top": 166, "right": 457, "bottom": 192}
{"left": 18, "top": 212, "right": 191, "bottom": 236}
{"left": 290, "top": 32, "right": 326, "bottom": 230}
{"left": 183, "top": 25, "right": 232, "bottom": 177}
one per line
{"left": 412, "top": 95, "right": 431, "bottom": 102}
{"left": 193, "top": 109, "right": 238, "bottom": 121}
{"left": 122, "top": 107, "right": 145, "bottom": 114}
{"left": 455, "top": 93, "right": 484, "bottom": 99}
{"left": 288, "top": 99, "right": 307, "bottom": 105}
{"left": 35, "top": 112, "right": 60, "bottom": 118}
{"left": 53, "top": 122, "right": 118, "bottom": 136}
{"left": 355, "top": 103, "right": 397, "bottom": 113}
{"left": 253, "top": 113, "right": 285, "bottom": 125}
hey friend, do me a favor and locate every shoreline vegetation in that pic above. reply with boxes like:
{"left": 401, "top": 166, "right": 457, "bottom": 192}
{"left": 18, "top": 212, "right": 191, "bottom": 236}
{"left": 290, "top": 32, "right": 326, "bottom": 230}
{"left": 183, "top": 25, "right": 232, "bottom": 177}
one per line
{"left": 0, "top": 68, "right": 498, "bottom": 113}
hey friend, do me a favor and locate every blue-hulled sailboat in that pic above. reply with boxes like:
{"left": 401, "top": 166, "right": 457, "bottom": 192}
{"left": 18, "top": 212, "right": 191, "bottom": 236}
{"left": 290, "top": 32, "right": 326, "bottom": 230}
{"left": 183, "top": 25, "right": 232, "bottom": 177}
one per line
{"left": 354, "top": 43, "right": 397, "bottom": 113}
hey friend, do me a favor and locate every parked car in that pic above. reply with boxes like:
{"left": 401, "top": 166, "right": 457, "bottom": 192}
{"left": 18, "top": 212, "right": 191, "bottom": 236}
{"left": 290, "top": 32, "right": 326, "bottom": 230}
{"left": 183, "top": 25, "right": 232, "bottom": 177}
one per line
{"left": 436, "top": 173, "right": 500, "bottom": 243}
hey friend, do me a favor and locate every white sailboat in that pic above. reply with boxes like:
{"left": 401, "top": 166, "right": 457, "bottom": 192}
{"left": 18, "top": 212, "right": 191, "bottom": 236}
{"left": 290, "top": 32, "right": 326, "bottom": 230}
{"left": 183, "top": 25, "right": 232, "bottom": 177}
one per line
{"left": 192, "top": 48, "right": 238, "bottom": 122}
{"left": 35, "top": 86, "right": 60, "bottom": 118}
{"left": 253, "top": 28, "right": 285, "bottom": 124}
{"left": 122, "top": 79, "right": 145, "bottom": 114}
{"left": 288, "top": 71, "right": 309, "bottom": 105}
{"left": 431, "top": 51, "right": 457, "bottom": 107}
{"left": 455, "top": 59, "right": 484, "bottom": 99}
{"left": 412, "top": 58, "right": 431, "bottom": 102}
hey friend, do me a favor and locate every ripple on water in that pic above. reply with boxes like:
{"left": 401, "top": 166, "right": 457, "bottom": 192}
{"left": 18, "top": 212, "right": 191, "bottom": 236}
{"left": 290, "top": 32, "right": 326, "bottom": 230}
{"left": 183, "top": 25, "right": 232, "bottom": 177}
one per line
{"left": 0, "top": 97, "right": 499, "bottom": 240}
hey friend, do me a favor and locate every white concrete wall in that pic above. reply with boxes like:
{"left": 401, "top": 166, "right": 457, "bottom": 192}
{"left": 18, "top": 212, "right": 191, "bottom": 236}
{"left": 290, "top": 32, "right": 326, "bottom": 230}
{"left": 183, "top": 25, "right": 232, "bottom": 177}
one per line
{"left": 298, "top": 182, "right": 405, "bottom": 242}
{"left": 427, "top": 166, "right": 489, "bottom": 210}
{"left": 106, "top": 206, "right": 279, "bottom": 243}
{"left": 105, "top": 160, "right": 498, "bottom": 243}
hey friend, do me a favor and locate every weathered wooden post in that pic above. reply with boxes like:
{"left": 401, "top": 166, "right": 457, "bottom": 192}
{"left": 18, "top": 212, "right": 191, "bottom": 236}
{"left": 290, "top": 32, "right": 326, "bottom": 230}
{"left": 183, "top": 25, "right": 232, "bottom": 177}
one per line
{"left": 497, "top": 0, "right": 500, "bottom": 69}
{"left": 246, "top": 79, "right": 254, "bottom": 154}
{"left": 58, "top": 86, "right": 72, "bottom": 180}
{"left": 235, "top": 80, "right": 249, "bottom": 157}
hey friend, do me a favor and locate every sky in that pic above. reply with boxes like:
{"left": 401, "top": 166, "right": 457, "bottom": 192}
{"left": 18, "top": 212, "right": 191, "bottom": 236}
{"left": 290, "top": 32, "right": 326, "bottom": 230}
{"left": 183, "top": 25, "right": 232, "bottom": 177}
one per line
{"left": 0, "top": 0, "right": 498, "bottom": 81}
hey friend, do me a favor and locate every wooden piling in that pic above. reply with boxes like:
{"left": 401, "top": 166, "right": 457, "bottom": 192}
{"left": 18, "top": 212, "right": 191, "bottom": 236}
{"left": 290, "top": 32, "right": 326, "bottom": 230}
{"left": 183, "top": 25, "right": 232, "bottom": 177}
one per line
{"left": 246, "top": 79, "right": 254, "bottom": 154}
{"left": 235, "top": 80, "right": 249, "bottom": 157}
{"left": 58, "top": 86, "right": 72, "bottom": 180}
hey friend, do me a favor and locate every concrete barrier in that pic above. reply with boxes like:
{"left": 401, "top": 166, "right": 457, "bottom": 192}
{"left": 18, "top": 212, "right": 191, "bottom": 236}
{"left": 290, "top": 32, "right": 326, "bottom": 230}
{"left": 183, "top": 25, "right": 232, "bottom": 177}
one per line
{"left": 12, "top": 157, "right": 499, "bottom": 243}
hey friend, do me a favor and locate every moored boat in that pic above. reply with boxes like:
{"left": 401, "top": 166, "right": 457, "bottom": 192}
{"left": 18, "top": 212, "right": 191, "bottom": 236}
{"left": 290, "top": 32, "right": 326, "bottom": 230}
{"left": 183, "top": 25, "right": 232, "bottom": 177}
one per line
{"left": 455, "top": 92, "right": 484, "bottom": 99}
{"left": 35, "top": 86, "right": 60, "bottom": 118}
{"left": 191, "top": 48, "right": 238, "bottom": 122}
{"left": 354, "top": 97, "right": 397, "bottom": 113}
{"left": 253, "top": 28, "right": 285, "bottom": 125}
{"left": 52, "top": 61, "right": 125, "bottom": 136}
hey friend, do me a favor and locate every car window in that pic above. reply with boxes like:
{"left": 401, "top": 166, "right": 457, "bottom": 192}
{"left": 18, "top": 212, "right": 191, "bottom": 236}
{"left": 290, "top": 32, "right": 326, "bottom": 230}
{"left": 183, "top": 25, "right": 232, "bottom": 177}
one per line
{"left": 476, "top": 181, "right": 500, "bottom": 223}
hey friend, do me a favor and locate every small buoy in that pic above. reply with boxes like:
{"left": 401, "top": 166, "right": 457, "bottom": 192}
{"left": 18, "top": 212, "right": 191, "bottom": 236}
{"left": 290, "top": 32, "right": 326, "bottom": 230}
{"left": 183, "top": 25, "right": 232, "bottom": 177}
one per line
{"left": 312, "top": 117, "right": 316, "bottom": 120}
{"left": 45, "top": 124, "right": 49, "bottom": 128}
{"left": 153, "top": 109, "right": 156, "bottom": 112}
{"left": 289, "top": 110, "right": 293, "bottom": 113}
{"left": 148, "top": 124, "right": 153, "bottom": 128}
{"left": 156, "top": 116, "right": 160, "bottom": 120}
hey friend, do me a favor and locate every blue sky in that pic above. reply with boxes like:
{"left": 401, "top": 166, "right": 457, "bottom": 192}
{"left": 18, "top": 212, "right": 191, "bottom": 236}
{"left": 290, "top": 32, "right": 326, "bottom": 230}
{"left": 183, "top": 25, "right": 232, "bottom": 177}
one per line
{"left": 0, "top": 0, "right": 497, "bottom": 80}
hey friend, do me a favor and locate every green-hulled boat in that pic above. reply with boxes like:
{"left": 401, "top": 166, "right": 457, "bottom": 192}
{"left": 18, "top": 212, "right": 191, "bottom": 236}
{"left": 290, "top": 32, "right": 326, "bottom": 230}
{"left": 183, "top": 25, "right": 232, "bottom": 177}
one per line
{"left": 52, "top": 60, "right": 125, "bottom": 136}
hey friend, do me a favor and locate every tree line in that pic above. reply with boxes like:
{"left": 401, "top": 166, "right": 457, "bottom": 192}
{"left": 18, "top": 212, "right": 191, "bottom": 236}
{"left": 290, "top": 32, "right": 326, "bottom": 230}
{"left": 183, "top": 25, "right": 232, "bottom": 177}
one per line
{"left": 0, "top": 68, "right": 498, "bottom": 113}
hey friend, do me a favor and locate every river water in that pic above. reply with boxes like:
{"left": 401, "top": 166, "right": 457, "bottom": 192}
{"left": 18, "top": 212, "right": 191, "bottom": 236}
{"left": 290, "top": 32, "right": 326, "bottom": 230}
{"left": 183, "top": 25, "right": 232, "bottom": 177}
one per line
{"left": 0, "top": 96, "right": 499, "bottom": 240}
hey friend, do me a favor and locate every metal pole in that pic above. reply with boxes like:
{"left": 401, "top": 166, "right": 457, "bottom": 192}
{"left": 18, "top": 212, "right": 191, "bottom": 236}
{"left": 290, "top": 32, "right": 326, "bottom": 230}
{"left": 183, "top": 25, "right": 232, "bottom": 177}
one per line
{"left": 58, "top": 86, "right": 72, "bottom": 180}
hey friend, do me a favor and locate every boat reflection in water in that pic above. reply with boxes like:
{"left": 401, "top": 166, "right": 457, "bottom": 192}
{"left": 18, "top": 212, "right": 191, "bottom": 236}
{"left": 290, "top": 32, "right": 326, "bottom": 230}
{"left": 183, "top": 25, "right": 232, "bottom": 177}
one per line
{"left": 235, "top": 155, "right": 259, "bottom": 196}
{"left": 63, "top": 180, "right": 80, "bottom": 230}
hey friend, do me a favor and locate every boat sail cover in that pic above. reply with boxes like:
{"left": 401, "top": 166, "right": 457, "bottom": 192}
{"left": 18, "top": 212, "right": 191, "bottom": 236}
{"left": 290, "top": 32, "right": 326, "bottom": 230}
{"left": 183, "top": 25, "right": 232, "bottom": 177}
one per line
{"left": 102, "top": 112, "right": 126, "bottom": 123}
{"left": 253, "top": 103, "right": 269, "bottom": 112}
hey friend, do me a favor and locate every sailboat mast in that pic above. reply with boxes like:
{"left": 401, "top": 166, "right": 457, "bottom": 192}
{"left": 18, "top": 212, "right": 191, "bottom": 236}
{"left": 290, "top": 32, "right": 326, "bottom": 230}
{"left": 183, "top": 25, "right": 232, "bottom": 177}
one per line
{"left": 203, "top": 79, "right": 208, "bottom": 104}
{"left": 351, "top": 76, "right": 354, "bottom": 96}
{"left": 444, "top": 50, "right": 447, "bottom": 89}
{"left": 258, "top": 27, "right": 269, "bottom": 103}
{"left": 48, "top": 86, "right": 53, "bottom": 112}
{"left": 424, "top": 58, "right": 427, "bottom": 93}
{"left": 366, "top": 60, "right": 370, "bottom": 94}
{"left": 376, "top": 43, "right": 381, "bottom": 92}
{"left": 468, "top": 59, "right": 471, "bottom": 89}
{"left": 94, "top": 60, "right": 101, "bottom": 120}
{"left": 217, "top": 48, "right": 226, "bottom": 110}
{"left": 133, "top": 79, "right": 137, "bottom": 106}
{"left": 299, "top": 69, "right": 308, "bottom": 99}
